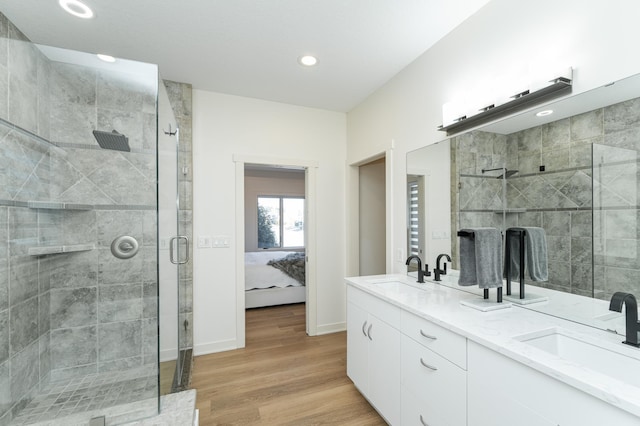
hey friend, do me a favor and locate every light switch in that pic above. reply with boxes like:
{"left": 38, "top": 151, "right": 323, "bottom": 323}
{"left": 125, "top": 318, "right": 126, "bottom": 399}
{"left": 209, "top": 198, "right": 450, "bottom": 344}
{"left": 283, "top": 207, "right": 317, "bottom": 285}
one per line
{"left": 198, "top": 236, "right": 212, "bottom": 248}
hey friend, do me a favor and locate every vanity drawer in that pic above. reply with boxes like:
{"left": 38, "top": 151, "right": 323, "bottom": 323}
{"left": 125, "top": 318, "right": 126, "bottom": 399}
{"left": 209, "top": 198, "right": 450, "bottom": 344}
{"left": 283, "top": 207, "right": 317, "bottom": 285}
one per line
{"left": 401, "top": 388, "right": 457, "bottom": 426}
{"left": 401, "top": 310, "right": 466, "bottom": 369}
{"left": 347, "top": 285, "right": 401, "bottom": 329}
{"left": 401, "top": 335, "right": 466, "bottom": 426}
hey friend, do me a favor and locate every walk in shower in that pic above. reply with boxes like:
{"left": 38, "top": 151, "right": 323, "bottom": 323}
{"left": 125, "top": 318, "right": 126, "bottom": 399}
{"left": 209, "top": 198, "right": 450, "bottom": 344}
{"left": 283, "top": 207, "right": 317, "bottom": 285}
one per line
{"left": 0, "top": 17, "right": 186, "bottom": 425}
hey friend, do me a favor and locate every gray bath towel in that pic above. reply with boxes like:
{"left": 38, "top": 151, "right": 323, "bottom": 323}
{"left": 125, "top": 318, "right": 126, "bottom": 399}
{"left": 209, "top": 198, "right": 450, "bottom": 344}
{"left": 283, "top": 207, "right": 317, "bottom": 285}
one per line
{"left": 458, "top": 227, "right": 503, "bottom": 289}
{"left": 504, "top": 227, "right": 548, "bottom": 282}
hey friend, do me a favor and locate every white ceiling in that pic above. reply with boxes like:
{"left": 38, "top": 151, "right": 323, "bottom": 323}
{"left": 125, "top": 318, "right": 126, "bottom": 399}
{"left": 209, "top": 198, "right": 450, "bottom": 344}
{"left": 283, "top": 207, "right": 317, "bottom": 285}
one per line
{"left": 0, "top": 0, "right": 491, "bottom": 112}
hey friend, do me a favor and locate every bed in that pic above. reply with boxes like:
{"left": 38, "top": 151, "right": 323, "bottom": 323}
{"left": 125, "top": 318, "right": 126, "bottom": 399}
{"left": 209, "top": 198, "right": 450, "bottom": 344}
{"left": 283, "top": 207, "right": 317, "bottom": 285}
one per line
{"left": 245, "top": 250, "right": 306, "bottom": 308}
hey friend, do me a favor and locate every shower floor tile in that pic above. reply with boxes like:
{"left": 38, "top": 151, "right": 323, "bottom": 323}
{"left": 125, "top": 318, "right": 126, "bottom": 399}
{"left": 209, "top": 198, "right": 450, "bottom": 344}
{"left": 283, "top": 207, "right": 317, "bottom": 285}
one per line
{"left": 11, "top": 367, "right": 158, "bottom": 425}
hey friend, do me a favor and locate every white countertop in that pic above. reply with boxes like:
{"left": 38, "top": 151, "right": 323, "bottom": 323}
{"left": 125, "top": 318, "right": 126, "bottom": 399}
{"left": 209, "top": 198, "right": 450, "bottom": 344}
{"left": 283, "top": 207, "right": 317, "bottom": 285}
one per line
{"left": 345, "top": 273, "right": 640, "bottom": 418}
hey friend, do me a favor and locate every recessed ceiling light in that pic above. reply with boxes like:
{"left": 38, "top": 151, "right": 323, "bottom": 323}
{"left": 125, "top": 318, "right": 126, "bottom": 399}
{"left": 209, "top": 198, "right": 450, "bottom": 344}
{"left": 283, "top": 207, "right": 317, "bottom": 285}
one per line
{"left": 59, "top": 0, "right": 94, "bottom": 19}
{"left": 536, "top": 109, "right": 554, "bottom": 117}
{"left": 97, "top": 54, "right": 116, "bottom": 63}
{"left": 298, "top": 55, "right": 318, "bottom": 67}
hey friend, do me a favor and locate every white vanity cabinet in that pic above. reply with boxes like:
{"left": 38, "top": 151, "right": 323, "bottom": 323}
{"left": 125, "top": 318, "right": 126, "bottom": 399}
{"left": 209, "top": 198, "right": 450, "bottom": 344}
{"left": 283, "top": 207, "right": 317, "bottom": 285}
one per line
{"left": 347, "top": 286, "right": 401, "bottom": 425}
{"left": 347, "top": 277, "right": 640, "bottom": 425}
{"left": 401, "top": 311, "right": 467, "bottom": 426}
{"left": 467, "top": 341, "right": 640, "bottom": 426}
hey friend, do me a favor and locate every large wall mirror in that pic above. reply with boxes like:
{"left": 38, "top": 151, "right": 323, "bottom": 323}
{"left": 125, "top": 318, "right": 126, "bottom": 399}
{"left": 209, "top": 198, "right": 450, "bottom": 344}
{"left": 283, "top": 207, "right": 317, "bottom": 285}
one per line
{"left": 407, "top": 72, "right": 640, "bottom": 334}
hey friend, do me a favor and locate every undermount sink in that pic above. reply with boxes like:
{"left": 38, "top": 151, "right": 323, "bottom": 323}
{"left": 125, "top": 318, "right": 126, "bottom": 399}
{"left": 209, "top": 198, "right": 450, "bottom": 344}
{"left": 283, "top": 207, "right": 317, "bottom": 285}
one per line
{"left": 595, "top": 311, "right": 624, "bottom": 322}
{"left": 364, "top": 279, "right": 406, "bottom": 291}
{"left": 515, "top": 327, "right": 640, "bottom": 388}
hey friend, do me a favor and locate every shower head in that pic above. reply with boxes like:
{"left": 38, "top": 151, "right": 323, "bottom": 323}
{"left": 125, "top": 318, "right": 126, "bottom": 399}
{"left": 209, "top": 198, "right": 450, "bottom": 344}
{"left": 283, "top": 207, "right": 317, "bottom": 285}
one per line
{"left": 481, "top": 167, "right": 519, "bottom": 179}
{"left": 92, "top": 130, "right": 130, "bottom": 152}
{"left": 497, "top": 169, "right": 519, "bottom": 179}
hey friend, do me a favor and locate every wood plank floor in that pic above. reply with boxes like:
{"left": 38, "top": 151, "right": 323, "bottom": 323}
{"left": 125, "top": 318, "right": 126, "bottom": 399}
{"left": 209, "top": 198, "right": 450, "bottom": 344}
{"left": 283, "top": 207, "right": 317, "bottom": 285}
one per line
{"left": 192, "top": 303, "right": 386, "bottom": 425}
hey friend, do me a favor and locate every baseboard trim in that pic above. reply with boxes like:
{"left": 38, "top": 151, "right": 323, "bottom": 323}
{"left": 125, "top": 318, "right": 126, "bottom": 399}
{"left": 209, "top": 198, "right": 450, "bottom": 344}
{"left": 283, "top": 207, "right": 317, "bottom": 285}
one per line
{"left": 193, "top": 339, "right": 238, "bottom": 356}
{"left": 315, "top": 322, "right": 346, "bottom": 335}
{"left": 160, "top": 349, "right": 178, "bottom": 363}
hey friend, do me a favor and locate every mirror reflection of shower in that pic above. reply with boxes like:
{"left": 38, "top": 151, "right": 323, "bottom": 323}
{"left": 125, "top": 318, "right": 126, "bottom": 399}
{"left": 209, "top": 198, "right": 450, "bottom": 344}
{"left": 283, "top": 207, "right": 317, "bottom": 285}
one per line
{"left": 482, "top": 167, "right": 519, "bottom": 179}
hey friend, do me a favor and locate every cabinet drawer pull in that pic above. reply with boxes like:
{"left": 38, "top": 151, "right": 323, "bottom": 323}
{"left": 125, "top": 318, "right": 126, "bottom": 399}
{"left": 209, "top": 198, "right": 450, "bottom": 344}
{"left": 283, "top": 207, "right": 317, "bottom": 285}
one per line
{"left": 420, "top": 358, "right": 438, "bottom": 371}
{"left": 420, "top": 329, "right": 437, "bottom": 340}
{"left": 420, "top": 414, "right": 428, "bottom": 425}
{"left": 367, "top": 324, "right": 373, "bottom": 340}
{"left": 362, "top": 321, "right": 368, "bottom": 337}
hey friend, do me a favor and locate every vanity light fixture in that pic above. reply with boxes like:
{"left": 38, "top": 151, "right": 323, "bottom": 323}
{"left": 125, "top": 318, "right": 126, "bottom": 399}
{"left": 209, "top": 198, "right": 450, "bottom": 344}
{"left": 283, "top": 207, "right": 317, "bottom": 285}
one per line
{"left": 438, "top": 69, "right": 573, "bottom": 135}
{"left": 536, "top": 109, "right": 554, "bottom": 117}
{"left": 298, "top": 55, "right": 318, "bottom": 67}
{"left": 59, "top": 0, "right": 94, "bottom": 19}
{"left": 97, "top": 54, "right": 116, "bottom": 63}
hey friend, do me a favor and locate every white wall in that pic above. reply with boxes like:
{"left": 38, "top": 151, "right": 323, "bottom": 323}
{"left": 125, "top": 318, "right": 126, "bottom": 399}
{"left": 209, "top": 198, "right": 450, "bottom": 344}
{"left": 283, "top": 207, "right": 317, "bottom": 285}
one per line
{"left": 192, "top": 91, "right": 346, "bottom": 354}
{"left": 347, "top": 0, "right": 640, "bottom": 274}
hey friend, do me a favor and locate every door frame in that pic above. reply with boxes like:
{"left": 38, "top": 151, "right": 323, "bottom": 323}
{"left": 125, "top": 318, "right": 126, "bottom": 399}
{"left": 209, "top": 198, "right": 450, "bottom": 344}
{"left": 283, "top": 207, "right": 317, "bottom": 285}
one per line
{"left": 233, "top": 154, "right": 319, "bottom": 347}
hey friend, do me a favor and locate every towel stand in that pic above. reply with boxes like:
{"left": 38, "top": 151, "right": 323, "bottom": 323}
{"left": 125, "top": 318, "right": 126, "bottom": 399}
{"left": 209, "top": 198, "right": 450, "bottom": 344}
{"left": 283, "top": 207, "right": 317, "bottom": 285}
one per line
{"left": 505, "top": 227, "right": 526, "bottom": 300}
{"left": 457, "top": 231, "right": 503, "bottom": 303}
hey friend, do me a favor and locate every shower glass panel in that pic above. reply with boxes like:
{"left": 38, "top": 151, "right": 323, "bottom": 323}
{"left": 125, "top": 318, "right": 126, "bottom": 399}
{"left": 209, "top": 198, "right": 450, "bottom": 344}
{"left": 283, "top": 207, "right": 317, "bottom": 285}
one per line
{"left": 158, "top": 82, "right": 189, "bottom": 395}
{"left": 0, "top": 38, "right": 161, "bottom": 425}
{"left": 592, "top": 143, "right": 640, "bottom": 300}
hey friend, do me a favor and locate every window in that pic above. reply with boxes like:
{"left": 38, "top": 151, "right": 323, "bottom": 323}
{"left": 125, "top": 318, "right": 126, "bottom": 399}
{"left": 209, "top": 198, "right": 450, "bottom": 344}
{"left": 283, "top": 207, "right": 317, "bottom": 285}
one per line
{"left": 407, "top": 176, "right": 425, "bottom": 261}
{"left": 258, "top": 196, "right": 305, "bottom": 248}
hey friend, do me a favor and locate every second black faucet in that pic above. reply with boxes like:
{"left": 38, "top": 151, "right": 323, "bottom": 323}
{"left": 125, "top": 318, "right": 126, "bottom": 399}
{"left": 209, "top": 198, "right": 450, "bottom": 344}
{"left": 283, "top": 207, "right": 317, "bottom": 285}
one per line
{"left": 433, "top": 253, "right": 451, "bottom": 281}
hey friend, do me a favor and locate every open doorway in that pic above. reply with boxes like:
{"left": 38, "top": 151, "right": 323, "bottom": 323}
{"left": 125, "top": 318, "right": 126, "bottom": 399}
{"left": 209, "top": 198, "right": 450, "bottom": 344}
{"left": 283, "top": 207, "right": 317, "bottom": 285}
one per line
{"left": 234, "top": 156, "right": 318, "bottom": 346}
{"left": 244, "top": 165, "right": 306, "bottom": 311}
{"left": 359, "top": 157, "right": 386, "bottom": 275}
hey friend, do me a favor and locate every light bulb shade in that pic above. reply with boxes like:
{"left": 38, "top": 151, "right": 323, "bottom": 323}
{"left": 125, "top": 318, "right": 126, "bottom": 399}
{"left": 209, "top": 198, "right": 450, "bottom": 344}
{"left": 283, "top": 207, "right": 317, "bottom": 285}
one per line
{"left": 59, "top": 0, "right": 94, "bottom": 18}
{"left": 439, "top": 69, "right": 572, "bottom": 135}
{"left": 298, "top": 55, "right": 318, "bottom": 66}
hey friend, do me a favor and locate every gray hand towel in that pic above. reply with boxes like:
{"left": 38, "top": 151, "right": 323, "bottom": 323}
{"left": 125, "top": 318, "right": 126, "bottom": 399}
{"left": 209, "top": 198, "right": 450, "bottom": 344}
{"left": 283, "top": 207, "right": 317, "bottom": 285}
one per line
{"left": 504, "top": 227, "right": 548, "bottom": 282}
{"left": 458, "top": 227, "right": 503, "bottom": 289}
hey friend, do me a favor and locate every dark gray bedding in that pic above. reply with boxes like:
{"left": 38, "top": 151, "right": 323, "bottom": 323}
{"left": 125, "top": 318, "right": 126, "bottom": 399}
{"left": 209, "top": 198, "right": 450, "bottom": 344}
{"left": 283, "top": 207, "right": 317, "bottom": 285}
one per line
{"left": 267, "top": 252, "right": 306, "bottom": 285}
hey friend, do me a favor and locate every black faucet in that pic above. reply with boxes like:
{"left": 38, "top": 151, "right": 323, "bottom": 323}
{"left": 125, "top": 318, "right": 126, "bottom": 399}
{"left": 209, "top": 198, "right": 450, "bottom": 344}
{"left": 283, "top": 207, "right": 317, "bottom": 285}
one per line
{"left": 609, "top": 292, "right": 640, "bottom": 347}
{"left": 405, "top": 255, "right": 426, "bottom": 283}
{"left": 433, "top": 253, "right": 451, "bottom": 281}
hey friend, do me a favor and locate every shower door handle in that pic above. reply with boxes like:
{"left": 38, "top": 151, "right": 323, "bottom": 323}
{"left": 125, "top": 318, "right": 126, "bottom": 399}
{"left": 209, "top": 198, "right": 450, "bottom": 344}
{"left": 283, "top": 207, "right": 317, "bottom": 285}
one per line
{"left": 169, "top": 236, "right": 190, "bottom": 264}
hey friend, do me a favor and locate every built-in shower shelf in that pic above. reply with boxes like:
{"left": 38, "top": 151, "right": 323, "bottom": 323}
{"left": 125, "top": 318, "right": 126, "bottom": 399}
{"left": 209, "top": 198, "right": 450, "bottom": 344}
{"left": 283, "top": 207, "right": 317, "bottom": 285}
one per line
{"left": 493, "top": 208, "right": 527, "bottom": 214}
{"left": 27, "top": 201, "right": 93, "bottom": 210}
{"left": 28, "top": 243, "right": 95, "bottom": 256}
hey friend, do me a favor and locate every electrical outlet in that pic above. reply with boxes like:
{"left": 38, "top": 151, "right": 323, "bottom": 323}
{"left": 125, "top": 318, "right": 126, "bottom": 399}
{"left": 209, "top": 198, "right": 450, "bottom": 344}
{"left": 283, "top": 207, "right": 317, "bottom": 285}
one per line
{"left": 212, "top": 236, "right": 231, "bottom": 248}
{"left": 396, "top": 248, "right": 403, "bottom": 262}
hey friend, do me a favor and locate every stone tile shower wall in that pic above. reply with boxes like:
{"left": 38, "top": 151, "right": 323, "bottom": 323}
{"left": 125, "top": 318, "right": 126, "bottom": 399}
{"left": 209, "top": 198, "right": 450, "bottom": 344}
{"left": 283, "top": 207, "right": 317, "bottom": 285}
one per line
{"left": 0, "top": 16, "right": 56, "bottom": 422}
{"left": 453, "top": 98, "right": 640, "bottom": 300}
{"left": 0, "top": 12, "right": 159, "bottom": 424}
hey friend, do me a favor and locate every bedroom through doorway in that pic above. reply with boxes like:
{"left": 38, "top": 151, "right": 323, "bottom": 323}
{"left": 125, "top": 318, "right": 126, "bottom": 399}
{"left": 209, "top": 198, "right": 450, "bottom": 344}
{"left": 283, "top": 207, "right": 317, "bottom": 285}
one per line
{"left": 243, "top": 164, "right": 307, "bottom": 342}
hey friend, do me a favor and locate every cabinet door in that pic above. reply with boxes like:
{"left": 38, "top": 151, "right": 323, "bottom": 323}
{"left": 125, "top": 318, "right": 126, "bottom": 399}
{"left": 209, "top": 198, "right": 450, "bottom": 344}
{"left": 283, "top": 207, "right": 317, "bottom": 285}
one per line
{"left": 368, "top": 314, "right": 401, "bottom": 425}
{"left": 402, "top": 388, "right": 452, "bottom": 426}
{"left": 468, "top": 341, "right": 640, "bottom": 426}
{"left": 347, "top": 301, "right": 369, "bottom": 392}
{"left": 401, "top": 335, "right": 466, "bottom": 426}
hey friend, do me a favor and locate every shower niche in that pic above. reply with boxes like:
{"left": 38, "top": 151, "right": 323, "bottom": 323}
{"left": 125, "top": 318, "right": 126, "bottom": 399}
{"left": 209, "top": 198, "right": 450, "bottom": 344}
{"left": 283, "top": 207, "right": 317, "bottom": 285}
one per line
{"left": 0, "top": 17, "right": 184, "bottom": 425}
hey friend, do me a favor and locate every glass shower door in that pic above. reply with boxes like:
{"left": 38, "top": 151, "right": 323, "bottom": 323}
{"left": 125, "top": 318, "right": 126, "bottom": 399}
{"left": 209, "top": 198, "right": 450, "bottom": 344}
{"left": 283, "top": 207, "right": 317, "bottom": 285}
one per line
{"left": 592, "top": 143, "right": 640, "bottom": 301}
{"left": 158, "top": 82, "right": 184, "bottom": 395}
